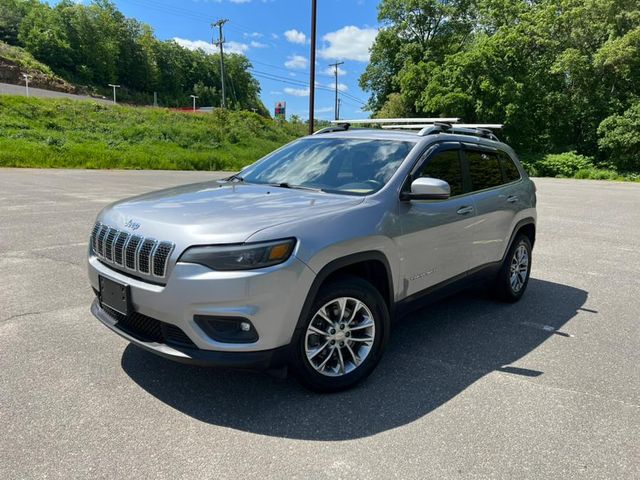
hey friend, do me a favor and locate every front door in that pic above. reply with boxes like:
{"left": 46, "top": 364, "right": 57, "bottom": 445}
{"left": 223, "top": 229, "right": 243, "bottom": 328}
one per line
{"left": 396, "top": 143, "right": 476, "bottom": 297}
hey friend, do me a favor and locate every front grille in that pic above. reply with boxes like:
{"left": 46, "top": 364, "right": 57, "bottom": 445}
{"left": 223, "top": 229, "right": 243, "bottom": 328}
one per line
{"left": 90, "top": 222, "right": 174, "bottom": 280}
{"left": 101, "top": 303, "right": 197, "bottom": 349}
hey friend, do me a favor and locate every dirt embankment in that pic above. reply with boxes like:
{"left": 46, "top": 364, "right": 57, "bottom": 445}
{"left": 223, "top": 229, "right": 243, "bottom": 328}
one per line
{"left": 0, "top": 57, "right": 78, "bottom": 94}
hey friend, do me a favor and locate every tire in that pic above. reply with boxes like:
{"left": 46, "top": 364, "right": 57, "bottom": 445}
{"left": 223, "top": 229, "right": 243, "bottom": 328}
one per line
{"left": 290, "top": 275, "right": 390, "bottom": 393}
{"left": 494, "top": 234, "right": 532, "bottom": 302}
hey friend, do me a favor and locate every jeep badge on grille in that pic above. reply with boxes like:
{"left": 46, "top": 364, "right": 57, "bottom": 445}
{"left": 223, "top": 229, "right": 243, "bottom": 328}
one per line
{"left": 124, "top": 220, "right": 140, "bottom": 230}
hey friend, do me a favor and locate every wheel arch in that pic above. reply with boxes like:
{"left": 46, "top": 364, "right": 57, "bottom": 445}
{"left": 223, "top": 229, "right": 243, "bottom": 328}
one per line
{"left": 293, "top": 251, "right": 395, "bottom": 334}
{"left": 502, "top": 218, "right": 536, "bottom": 262}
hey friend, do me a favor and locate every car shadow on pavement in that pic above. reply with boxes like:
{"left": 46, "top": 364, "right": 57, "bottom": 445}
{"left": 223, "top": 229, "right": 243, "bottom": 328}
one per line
{"left": 121, "top": 278, "right": 587, "bottom": 440}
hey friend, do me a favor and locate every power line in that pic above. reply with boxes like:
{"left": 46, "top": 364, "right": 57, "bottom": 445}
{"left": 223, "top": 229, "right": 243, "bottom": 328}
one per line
{"left": 249, "top": 69, "right": 367, "bottom": 105}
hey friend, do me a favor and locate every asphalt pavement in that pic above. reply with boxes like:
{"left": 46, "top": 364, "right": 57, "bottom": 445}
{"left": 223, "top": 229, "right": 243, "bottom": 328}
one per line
{"left": 0, "top": 169, "right": 638, "bottom": 479}
{"left": 0, "top": 82, "right": 112, "bottom": 104}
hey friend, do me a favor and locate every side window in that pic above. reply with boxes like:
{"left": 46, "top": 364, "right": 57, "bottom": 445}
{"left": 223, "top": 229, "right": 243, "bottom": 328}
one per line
{"left": 499, "top": 151, "right": 521, "bottom": 183}
{"left": 417, "top": 149, "right": 464, "bottom": 197}
{"left": 467, "top": 150, "right": 503, "bottom": 191}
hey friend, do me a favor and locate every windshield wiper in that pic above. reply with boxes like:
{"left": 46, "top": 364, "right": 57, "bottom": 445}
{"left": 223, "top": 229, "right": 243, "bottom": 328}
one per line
{"left": 267, "top": 182, "right": 324, "bottom": 192}
{"left": 226, "top": 174, "right": 245, "bottom": 182}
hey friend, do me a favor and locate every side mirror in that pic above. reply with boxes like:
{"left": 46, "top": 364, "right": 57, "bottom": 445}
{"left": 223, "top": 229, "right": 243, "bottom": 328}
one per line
{"left": 403, "top": 177, "right": 451, "bottom": 200}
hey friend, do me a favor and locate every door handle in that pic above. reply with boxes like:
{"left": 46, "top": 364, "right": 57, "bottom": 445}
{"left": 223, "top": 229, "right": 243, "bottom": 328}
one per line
{"left": 506, "top": 195, "right": 519, "bottom": 203}
{"left": 457, "top": 206, "right": 474, "bottom": 215}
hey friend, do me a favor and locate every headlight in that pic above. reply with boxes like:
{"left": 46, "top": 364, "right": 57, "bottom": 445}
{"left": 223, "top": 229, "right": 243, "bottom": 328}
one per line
{"left": 179, "top": 238, "right": 296, "bottom": 271}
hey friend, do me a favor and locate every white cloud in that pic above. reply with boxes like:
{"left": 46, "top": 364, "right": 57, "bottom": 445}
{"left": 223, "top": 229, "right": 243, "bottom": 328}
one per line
{"left": 230, "top": 0, "right": 251, "bottom": 3}
{"left": 316, "top": 106, "right": 334, "bottom": 114}
{"left": 243, "top": 32, "right": 263, "bottom": 39}
{"left": 335, "top": 82, "right": 349, "bottom": 92}
{"left": 319, "top": 26, "right": 378, "bottom": 62}
{"left": 250, "top": 40, "right": 267, "bottom": 48}
{"left": 321, "top": 66, "right": 347, "bottom": 76}
{"left": 284, "top": 29, "right": 307, "bottom": 44}
{"left": 284, "top": 54, "right": 308, "bottom": 70}
{"left": 226, "top": 41, "right": 250, "bottom": 54}
{"left": 284, "top": 87, "right": 310, "bottom": 97}
{"left": 173, "top": 38, "right": 217, "bottom": 55}
{"left": 173, "top": 37, "right": 251, "bottom": 55}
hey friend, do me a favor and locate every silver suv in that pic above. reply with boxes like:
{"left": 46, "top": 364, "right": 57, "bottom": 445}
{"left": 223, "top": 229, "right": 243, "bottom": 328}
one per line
{"left": 88, "top": 122, "right": 536, "bottom": 392}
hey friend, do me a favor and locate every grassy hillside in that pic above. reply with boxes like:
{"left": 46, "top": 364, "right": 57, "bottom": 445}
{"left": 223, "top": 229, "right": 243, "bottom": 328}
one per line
{"left": 0, "top": 95, "right": 306, "bottom": 170}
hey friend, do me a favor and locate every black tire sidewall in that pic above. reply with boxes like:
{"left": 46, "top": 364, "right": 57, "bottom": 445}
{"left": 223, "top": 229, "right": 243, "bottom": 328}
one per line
{"left": 290, "top": 276, "right": 390, "bottom": 392}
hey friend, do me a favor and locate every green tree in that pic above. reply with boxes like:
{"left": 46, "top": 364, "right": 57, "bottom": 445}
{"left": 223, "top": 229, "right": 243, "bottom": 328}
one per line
{"left": 598, "top": 101, "right": 640, "bottom": 172}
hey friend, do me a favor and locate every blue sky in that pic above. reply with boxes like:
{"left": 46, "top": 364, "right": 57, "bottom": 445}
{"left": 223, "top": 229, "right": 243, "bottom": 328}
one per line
{"left": 109, "top": 0, "right": 380, "bottom": 119}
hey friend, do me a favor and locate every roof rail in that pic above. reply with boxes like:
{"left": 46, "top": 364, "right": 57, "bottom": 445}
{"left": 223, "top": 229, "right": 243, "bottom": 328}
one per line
{"left": 330, "top": 118, "right": 460, "bottom": 125}
{"left": 414, "top": 123, "right": 502, "bottom": 141}
{"left": 313, "top": 123, "right": 350, "bottom": 135}
{"left": 382, "top": 123, "right": 503, "bottom": 130}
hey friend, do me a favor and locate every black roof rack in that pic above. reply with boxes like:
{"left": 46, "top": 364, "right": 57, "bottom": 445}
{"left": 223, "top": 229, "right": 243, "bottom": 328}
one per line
{"left": 418, "top": 123, "right": 500, "bottom": 141}
{"left": 313, "top": 123, "right": 350, "bottom": 135}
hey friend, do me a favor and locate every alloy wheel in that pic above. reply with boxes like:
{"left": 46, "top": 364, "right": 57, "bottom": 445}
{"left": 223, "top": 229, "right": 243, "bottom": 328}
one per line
{"left": 304, "top": 297, "right": 376, "bottom": 377}
{"left": 509, "top": 243, "right": 529, "bottom": 293}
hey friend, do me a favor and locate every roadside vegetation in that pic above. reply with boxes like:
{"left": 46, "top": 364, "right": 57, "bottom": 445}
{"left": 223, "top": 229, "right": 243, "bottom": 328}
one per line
{"left": 0, "top": 95, "right": 305, "bottom": 170}
{"left": 0, "top": 0, "right": 267, "bottom": 111}
{"left": 363, "top": 0, "right": 640, "bottom": 181}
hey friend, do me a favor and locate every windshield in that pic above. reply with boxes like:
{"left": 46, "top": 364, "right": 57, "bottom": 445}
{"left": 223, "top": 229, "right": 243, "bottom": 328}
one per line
{"left": 238, "top": 137, "right": 415, "bottom": 195}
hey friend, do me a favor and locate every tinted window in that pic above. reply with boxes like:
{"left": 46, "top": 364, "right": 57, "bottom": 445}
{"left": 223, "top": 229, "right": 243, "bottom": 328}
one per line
{"left": 240, "top": 138, "right": 415, "bottom": 195}
{"left": 499, "top": 151, "right": 521, "bottom": 183}
{"left": 418, "top": 150, "right": 464, "bottom": 196}
{"left": 467, "top": 150, "right": 503, "bottom": 191}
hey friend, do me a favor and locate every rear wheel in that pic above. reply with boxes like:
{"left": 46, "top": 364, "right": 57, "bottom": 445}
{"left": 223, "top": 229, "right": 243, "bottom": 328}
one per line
{"left": 494, "top": 234, "right": 532, "bottom": 302}
{"left": 291, "top": 276, "right": 390, "bottom": 392}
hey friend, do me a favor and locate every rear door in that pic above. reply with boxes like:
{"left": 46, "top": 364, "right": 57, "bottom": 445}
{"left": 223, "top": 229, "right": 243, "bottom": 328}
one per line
{"left": 463, "top": 144, "right": 523, "bottom": 267}
{"left": 397, "top": 142, "right": 475, "bottom": 296}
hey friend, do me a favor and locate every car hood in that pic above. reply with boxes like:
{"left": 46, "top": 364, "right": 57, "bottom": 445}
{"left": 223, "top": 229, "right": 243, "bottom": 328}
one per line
{"left": 97, "top": 181, "right": 365, "bottom": 246}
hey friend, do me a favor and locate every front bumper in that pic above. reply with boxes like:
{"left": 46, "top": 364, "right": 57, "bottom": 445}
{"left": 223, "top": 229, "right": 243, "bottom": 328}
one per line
{"left": 88, "top": 252, "right": 316, "bottom": 354}
{"left": 91, "top": 299, "right": 289, "bottom": 368}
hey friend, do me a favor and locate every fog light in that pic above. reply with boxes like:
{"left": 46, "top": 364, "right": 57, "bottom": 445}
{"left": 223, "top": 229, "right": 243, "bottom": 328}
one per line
{"left": 194, "top": 315, "right": 259, "bottom": 343}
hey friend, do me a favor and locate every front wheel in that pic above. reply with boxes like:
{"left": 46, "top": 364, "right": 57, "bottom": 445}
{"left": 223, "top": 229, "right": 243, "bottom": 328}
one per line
{"left": 291, "top": 276, "right": 390, "bottom": 392}
{"left": 494, "top": 234, "right": 532, "bottom": 302}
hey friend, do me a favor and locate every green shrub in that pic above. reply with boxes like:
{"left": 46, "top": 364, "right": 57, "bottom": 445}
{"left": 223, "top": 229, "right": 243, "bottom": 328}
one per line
{"left": 535, "top": 152, "right": 594, "bottom": 177}
{"left": 598, "top": 102, "right": 640, "bottom": 172}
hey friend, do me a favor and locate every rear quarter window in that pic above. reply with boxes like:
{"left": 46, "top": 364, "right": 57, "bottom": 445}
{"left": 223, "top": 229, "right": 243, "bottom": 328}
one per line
{"left": 499, "top": 151, "right": 522, "bottom": 183}
{"left": 467, "top": 150, "right": 503, "bottom": 191}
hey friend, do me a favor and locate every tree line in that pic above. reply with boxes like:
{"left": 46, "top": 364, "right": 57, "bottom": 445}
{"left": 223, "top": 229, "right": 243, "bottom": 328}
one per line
{"left": 361, "top": 0, "right": 640, "bottom": 172}
{"left": 0, "top": 0, "right": 268, "bottom": 113}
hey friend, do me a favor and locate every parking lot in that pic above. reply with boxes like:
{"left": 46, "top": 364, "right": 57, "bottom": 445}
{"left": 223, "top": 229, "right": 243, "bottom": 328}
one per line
{"left": 1, "top": 169, "right": 638, "bottom": 479}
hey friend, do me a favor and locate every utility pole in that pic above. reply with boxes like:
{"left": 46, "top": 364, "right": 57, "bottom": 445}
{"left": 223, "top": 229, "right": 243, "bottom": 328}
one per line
{"left": 108, "top": 84, "right": 120, "bottom": 104}
{"left": 22, "top": 73, "right": 32, "bottom": 97}
{"left": 337, "top": 98, "right": 342, "bottom": 120}
{"left": 329, "top": 61, "right": 344, "bottom": 121}
{"left": 308, "top": 0, "right": 317, "bottom": 134}
{"left": 212, "top": 19, "right": 228, "bottom": 109}
{"left": 190, "top": 94, "right": 198, "bottom": 111}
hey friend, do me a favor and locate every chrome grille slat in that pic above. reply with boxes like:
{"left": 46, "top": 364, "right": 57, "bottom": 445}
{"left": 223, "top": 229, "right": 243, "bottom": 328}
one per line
{"left": 89, "top": 222, "right": 174, "bottom": 280}
{"left": 96, "top": 226, "right": 108, "bottom": 257}
{"left": 125, "top": 235, "right": 143, "bottom": 271}
{"left": 113, "top": 232, "right": 129, "bottom": 266}
{"left": 138, "top": 239, "right": 157, "bottom": 274}
{"left": 153, "top": 242, "right": 175, "bottom": 277}
{"left": 104, "top": 228, "right": 118, "bottom": 261}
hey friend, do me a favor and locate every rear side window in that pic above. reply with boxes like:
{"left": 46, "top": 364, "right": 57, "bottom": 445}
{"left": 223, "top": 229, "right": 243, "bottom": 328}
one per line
{"left": 499, "top": 151, "right": 521, "bottom": 183}
{"left": 418, "top": 150, "right": 464, "bottom": 196}
{"left": 467, "top": 150, "right": 503, "bottom": 191}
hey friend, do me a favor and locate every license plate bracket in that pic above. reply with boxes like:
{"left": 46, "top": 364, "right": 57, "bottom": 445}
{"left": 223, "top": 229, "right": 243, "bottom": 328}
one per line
{"left": 99, "top": 276, "right": 130, "bottom": 316}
